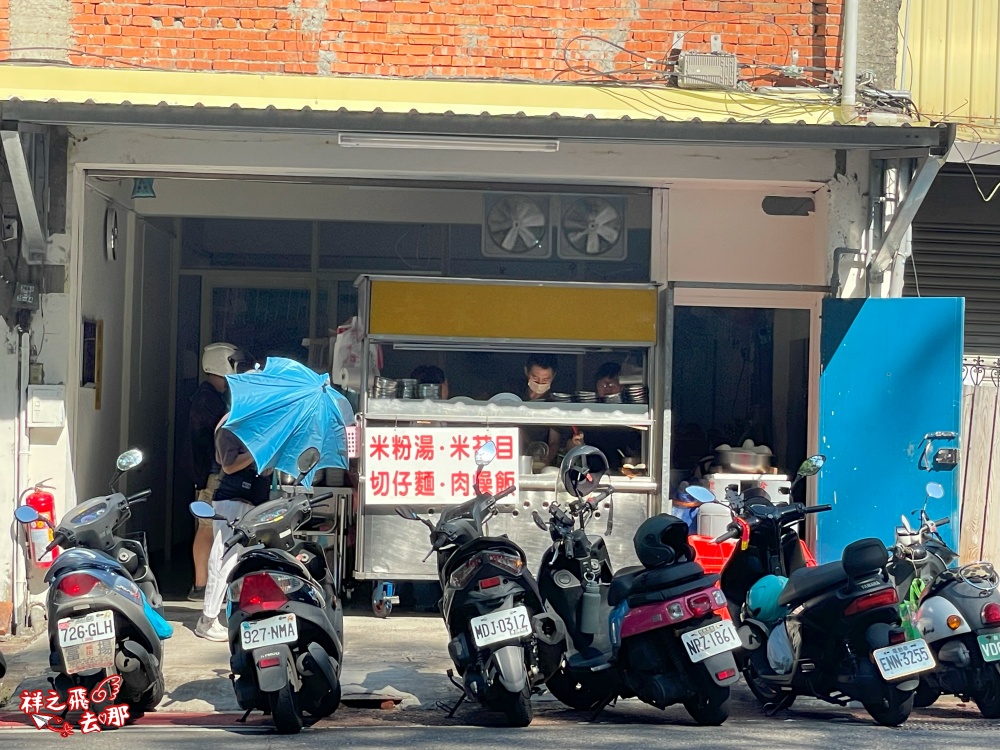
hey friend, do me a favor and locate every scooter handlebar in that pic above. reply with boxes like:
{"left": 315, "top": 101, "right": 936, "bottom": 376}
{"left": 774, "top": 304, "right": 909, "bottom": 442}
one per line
{"left": 494, "top": 485, "right": 517, "bottom": 502}
{"left": 933, "top": 517, "right": 950, "bottom": 528}
{"left": 713, "top": 525, "right": 742, "bottom": 544}
{"left": 224, "top": 529, "right": 248, "bottom": 552}
{"left": 309, "top": 492, "right": 335, "bottom": 505}
{"left": 127, "top": 488, "right": 152, "bottom": 503}
{"left": 44, "top": 532, "right": 67, "bottom": 554}
{"left": 804, "top": 504, "right": 832, "bottom": 514}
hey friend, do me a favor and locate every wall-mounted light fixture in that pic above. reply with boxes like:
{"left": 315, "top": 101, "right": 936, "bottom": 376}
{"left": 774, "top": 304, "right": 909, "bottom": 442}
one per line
{"left": 337, "top": 133, "right": 560, "bottom": 153}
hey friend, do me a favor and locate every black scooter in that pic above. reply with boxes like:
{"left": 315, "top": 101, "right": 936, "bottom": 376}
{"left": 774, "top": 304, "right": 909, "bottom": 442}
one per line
{"left": 718, "top": 454, "right": 933, "bottom": 726}
{"left": 14, "top": 449, "right": 169, "bottom": 721}
{"left": 533, "top": 447, "right": 738, "bottom": 724}
{"left": 190, "top": 448, "right": 344, "bottom": 735}
{"left": 396, "top": 439, "right": 564, "bottom": 727}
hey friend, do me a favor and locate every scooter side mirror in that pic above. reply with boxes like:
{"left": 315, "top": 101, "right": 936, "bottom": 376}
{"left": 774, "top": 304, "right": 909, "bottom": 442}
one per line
{"left": 474, "top": 440, "right": 497, "bottom": 467}
{"left": 683, "top": 485, "right": 715, "bottom": 504}
{"left": 531, "top": 510, "right": 548, "bottom": 532}
{"left": 14, "top": 505, "right": 39, "bottom": 524}
{"left": 796, "top": 454, "right": 826, "bottom": 477}
{"left": 395, "top": 506, "right": 420, "bottom": 521}
{"left": 189, "top": 501, "right": 223, "bottom": 521}
{"left": 925, "top": 482, "right": 945, "bottom": 500}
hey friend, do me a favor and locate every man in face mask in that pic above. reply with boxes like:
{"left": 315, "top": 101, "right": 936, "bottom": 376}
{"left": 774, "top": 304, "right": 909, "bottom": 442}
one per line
{"left": 520, "top": 354, "right": 562, "bottom": 465}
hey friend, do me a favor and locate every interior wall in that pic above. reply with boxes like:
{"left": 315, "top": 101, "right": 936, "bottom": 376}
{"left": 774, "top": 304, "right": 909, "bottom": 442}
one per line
{"left": 123, "top": 218, "right": 173, "bottom": 555}
{"left": 74, "top": 182, "right": 133, "bottom": 499}
{"left": 667, "top": 187, "right": 828, "bottom": 287}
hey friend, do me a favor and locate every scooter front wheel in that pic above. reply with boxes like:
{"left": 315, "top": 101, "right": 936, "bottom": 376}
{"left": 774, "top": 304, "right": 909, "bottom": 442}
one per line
{"left": 744, "top": 660, "right": 795, "bottom": 712}
{"left": 499, "top": 685, "right": 533, "bottom": 727}
{"left": 269, "top": 684, "right": 304, "bottom": 735}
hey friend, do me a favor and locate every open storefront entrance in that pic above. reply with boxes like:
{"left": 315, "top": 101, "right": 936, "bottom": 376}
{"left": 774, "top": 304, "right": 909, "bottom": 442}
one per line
{"left": 669, "top": 290, "right": 822, "bottom": 533}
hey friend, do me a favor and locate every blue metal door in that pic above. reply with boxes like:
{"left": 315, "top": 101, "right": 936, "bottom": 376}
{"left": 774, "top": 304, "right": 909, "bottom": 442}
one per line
{"left": 816, "top": 298, "right": 964, "bottom": 564}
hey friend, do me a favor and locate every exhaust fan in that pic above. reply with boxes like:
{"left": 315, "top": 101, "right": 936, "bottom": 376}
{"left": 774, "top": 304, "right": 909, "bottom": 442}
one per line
{"left": 482, "top": 194, "right": 551, "bottom": 259}
{"left": 558, "top": 196, "right": 626, "bottom": 261}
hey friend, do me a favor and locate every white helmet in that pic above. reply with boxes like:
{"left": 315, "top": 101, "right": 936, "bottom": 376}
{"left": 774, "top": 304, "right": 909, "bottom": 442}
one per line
{"left": 202, "top": 342, "right": 246, "bottom": 377}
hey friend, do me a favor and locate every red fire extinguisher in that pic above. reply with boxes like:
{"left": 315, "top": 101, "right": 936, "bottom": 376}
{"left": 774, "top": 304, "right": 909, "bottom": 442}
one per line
{"left": 21, "top": 482, "right": 58, "bottom": 568}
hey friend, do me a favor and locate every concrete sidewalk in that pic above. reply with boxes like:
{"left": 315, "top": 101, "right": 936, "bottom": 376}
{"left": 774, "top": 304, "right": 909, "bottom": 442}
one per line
{"left": 1, "top": 601, "right": 458, "bottom": 712}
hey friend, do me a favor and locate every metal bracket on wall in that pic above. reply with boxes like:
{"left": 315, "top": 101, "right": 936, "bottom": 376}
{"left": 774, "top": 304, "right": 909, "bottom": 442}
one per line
{"left": 867, "top": 153, "right": 946, "bottom": 277}
{"left": 0, "top": 127, "right": 48, "bottom": 265}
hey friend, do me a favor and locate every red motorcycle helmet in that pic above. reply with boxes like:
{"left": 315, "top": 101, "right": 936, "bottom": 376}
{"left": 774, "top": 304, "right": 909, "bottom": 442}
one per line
{"left": 560, "top": 445, "right": 609, "bottom": 498}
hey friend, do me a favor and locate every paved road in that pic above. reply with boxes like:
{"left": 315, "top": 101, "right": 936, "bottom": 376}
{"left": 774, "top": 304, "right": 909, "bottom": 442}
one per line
{"left": 3, "top": 688, "right": 1000, "bottom": 748}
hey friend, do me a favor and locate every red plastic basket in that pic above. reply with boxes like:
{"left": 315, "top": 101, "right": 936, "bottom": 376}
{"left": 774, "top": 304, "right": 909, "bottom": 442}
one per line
{"left": 689, "top": 534, "right": 817, "bottom": 575}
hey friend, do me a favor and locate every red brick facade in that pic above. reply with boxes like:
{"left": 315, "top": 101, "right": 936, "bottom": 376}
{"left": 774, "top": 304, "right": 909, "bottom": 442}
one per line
{"left": 4, "top": 0, "right": 842, "bottom": 81}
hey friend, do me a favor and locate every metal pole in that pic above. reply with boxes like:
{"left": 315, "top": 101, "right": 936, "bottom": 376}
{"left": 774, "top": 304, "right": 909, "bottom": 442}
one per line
{"left": 841, "top": 0, "right": 860, "bottom": 121}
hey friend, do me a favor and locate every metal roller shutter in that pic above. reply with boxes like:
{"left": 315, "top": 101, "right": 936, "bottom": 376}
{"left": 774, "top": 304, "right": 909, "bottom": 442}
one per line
{"left": 904, "top": 223, "right": 1000, "bottom": 357}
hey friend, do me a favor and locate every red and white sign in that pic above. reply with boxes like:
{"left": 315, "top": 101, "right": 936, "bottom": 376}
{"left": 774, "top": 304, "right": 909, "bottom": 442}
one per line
{"left": 364, "top": 427, "right": 520, "bottom": 506}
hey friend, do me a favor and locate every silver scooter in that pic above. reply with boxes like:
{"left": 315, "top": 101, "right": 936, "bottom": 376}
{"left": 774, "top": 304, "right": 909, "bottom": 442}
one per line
{"left": 889, "top": 480, "right": 1000, "bottom": 715}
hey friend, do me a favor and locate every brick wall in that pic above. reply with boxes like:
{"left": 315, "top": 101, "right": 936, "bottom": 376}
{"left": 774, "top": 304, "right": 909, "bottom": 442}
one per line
{"left": 3, "top": 0, "right": 843, "bottom": 81}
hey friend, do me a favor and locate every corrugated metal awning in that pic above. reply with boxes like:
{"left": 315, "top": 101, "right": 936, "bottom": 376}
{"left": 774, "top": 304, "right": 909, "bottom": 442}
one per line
{"left": 0, "top": 65, "right": 954, "bottom": 152}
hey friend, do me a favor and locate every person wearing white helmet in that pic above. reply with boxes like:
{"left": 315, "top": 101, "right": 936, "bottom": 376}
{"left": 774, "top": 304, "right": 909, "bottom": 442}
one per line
{"left": 183, "top": 342, "right": 250, "bottom": 602}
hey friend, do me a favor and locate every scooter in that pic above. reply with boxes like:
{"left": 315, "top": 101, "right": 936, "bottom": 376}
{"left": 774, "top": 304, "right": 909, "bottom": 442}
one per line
{"left": 14, "top": 449, "right": 171, "bottom": 721}
{"left": 396, "top": 439, "right": 565, "bottom": 727}
{"left": 532, "top": 446, "right": 739, "bottom": 724}
{"left": 888, "top": 480, "right": 1000, "bottom": 715}
{"left": 717, "top": 454, "right": 934, "bottom": 726}
{"left": 189, "top": 448, "right": 344, "bottom": 735}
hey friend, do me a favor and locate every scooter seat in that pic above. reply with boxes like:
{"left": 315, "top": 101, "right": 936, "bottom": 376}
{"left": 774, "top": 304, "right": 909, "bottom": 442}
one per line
{"left": 777, "top": 561, "right": 848, "bottom": 606}
{"left": 608, "top": 561, "right": 709, "bottom": 608}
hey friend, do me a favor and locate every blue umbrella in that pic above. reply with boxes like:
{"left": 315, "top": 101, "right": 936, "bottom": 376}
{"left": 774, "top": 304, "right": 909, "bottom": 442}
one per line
{"left": 223, "top": 357, "right": 354, "bottom": 488}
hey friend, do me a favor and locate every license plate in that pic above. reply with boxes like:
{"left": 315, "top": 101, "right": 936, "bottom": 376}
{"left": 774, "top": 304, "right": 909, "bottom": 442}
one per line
{"left": 873, "top": 639, "right": 936, "bottom": 680}
{"left": 240, "top": 613, "right": 298, "bottom": 650}
{"left": 57, "top": 611, "right": 116, "bottom": 674}
{"left": 469, "top": 606, "right": 532, "bottom": 648}
{"left": 681, "top": 620, "right": 740, "bottom": 663}
{"left": 979, "top": 634, "right": 1000, "bottom": 662}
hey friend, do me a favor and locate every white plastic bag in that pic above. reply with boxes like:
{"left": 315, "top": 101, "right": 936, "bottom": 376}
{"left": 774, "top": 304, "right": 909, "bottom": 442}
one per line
{"left": 330, "top": 316, "right": 381, "bottom": 391}
{"left": 767, "top": 620, "right": 794, "bottom": 675}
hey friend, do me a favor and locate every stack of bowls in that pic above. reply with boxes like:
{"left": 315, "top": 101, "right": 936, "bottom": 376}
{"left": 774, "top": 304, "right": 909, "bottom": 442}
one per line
{"left": 399, "top": 378, "right": 418, "bottom": 399}
{"left": 624, "top": 385, "right": 649, "bottom": 404}
{"left": 373, "top": 377, "right": 398, "bottom": 399}
{"left": 550, "top": 392, "right": 573, "bottom": 403}
{"left": 418, "top": 383, "right": 442, "bottom": 400}
{"left": 601, "top": 392, "right": 623, "bottom": 404}
{"left": 574, "top": 390, "right": 598, "bottom": 403}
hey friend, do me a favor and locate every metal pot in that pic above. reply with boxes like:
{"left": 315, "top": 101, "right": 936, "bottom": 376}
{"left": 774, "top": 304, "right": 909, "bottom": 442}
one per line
{"left": 714, "top": 448, "right": 771, "bottom": 473}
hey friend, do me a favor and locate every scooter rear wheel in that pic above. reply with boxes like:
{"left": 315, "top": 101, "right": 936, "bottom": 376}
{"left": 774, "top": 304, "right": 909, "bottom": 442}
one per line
{"left": 545, "top": 668, "right": 608, "bottom": 711}
{"left": 683, "top": 684, "right": 731, "bottom": 726}
{"left": 973, "top": 664, "right": 1000, "bottom": 718}
{"left": 269, "top": 684, "right": 304, "bottom": 735}
{"left": 912, "top": 679, "right": 940, "bottom": 708}
{"left": 863, "top": 687, "right": 914, "bottom": 727}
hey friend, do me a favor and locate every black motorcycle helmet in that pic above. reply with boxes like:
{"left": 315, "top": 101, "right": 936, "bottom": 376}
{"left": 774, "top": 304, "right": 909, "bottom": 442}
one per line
{"left": 560, "top": 445, "right": 609, "bottom": 498}
{"left": 633, "top": 514, "right": 696, "bottom": 569}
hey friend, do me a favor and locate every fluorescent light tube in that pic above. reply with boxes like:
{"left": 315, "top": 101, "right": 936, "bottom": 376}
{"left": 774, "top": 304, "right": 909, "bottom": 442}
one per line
{"left": 337, "top": 133, "right": 559, "bottom": 153}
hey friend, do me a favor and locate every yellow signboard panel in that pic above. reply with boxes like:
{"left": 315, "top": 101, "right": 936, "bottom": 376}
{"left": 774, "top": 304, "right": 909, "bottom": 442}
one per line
{"left": 368, "top": 279, "right": 657, "bottom": 344}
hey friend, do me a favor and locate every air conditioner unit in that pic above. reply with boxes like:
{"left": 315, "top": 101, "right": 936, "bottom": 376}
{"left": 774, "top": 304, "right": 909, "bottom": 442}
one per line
{"left": 482, "top": 193, "right": 552, "bottom": 259}
{"left": 676, "top": 52, "right": 738, "bottom": 89}
{"left": 557, "top": 195, "right": 627, "bottom": 261}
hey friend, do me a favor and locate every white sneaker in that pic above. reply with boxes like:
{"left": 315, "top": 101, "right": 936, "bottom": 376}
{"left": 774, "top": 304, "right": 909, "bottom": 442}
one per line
{"left": 195, "top": 616, "right": 227, "bottom": 642}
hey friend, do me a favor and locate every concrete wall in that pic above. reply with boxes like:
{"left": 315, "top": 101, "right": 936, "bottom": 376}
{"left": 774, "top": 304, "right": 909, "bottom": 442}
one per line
{"left": 0, "top": 0, "right": 844, "bottom": 81}
{"left": 74, "top": 180, "right": 133, "bottom": 500}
